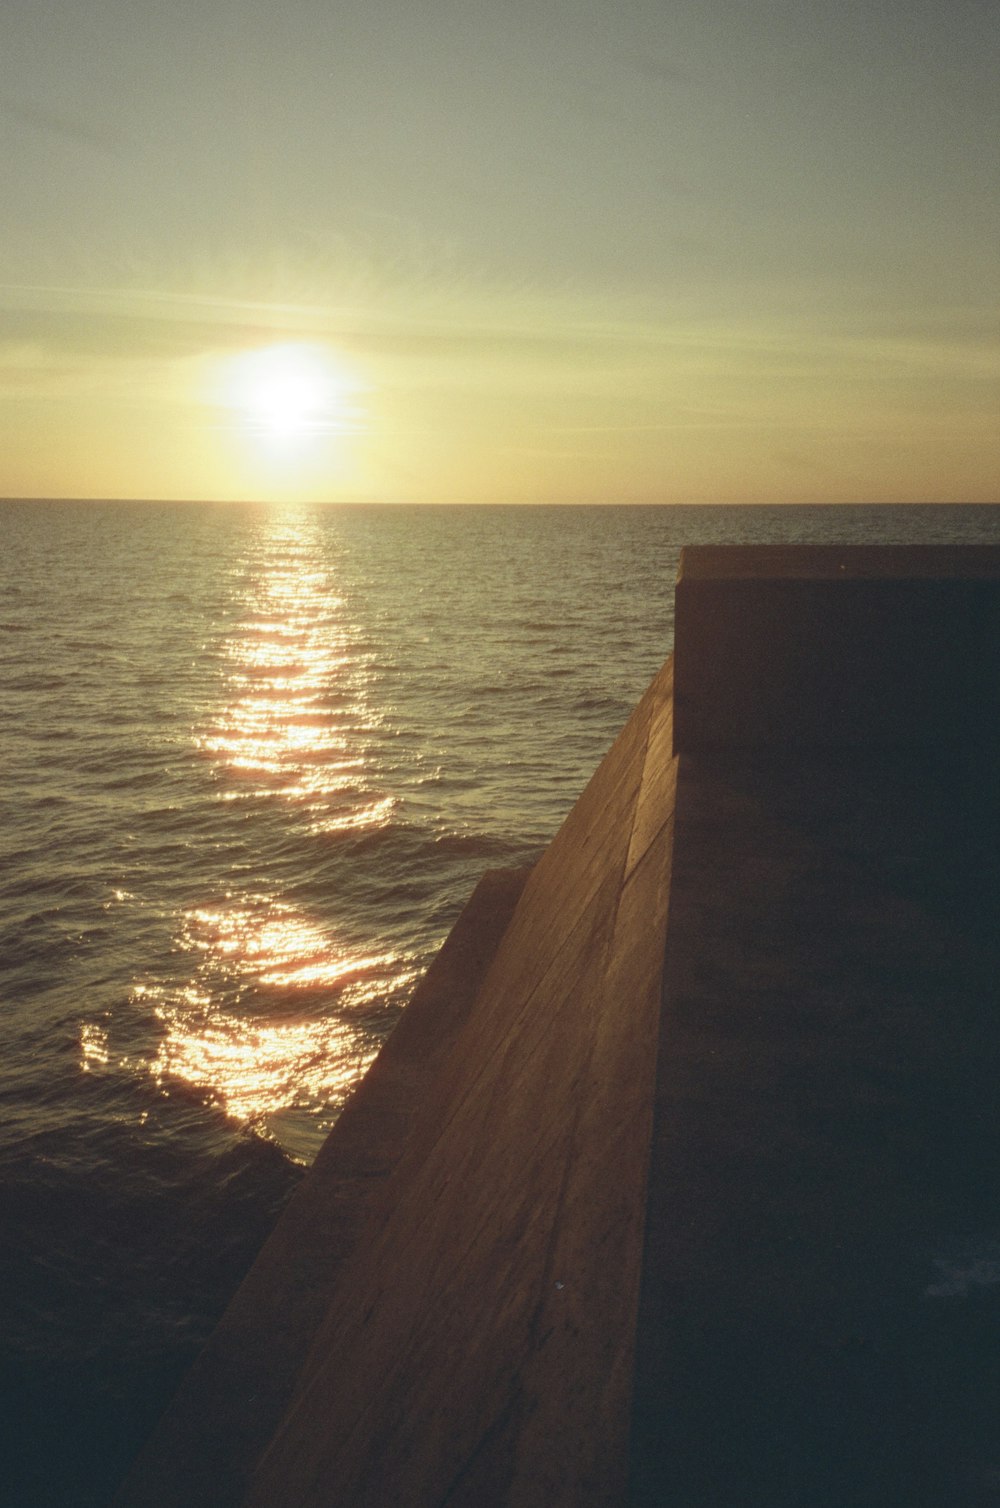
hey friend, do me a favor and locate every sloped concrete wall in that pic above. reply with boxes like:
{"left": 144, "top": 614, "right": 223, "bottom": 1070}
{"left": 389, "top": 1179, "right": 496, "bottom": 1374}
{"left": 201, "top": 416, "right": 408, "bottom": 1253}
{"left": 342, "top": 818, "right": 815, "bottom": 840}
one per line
{"left": 115, "top": 865, "right": 532, "bottom": 1508}
{"left": 243, "top": 659, "right": 677, "bottom": 1508}
{"left": 119, "top": 656, "right": 677, "bottom": 1508}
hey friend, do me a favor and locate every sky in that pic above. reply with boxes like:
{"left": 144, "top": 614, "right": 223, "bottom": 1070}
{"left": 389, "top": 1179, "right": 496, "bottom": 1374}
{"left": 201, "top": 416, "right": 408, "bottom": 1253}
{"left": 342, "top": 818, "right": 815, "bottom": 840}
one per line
{"left": 1, "top": 0, "right": 998, "bottom": 504}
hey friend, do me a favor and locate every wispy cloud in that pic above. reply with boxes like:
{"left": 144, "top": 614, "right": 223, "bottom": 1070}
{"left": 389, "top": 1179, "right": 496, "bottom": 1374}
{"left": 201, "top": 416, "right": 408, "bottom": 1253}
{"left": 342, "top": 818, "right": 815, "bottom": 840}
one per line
{"left": 1, "top": 280, "right": 995, "bottom": 412}
{"left": 1, "top": 96, "right": 119, "bottom": 152}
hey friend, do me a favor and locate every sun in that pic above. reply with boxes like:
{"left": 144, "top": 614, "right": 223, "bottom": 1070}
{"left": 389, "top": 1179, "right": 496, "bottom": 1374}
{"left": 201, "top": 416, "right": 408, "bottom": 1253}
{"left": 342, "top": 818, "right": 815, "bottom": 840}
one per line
{"left": 221, "top": 343, "right": 360, "bottom": 440}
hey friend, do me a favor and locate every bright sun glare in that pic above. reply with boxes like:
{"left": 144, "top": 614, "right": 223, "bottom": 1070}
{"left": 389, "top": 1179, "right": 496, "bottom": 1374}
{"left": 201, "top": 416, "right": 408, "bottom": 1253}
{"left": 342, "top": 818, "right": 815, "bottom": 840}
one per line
{"left": 222, "top": 343, "right": 360, "bottom": 440}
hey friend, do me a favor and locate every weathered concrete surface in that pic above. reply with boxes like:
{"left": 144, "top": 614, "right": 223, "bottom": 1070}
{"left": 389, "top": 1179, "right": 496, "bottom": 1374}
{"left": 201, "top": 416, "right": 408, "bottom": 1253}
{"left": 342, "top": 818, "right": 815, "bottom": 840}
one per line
{"left": 631, "top": 744, "right": 1000, "bottom": 1504}
{"left": 637, "top": 545, "right": 1000, "bottom": 1500}
{"left": 674, "top": 544, "right": 1000, "bottom": 751}
{"left": 242, "top": 661, "right": 678, "bottom": 1507}
{"left": 114, "top": 865, "right": 532, "bottom": 1508}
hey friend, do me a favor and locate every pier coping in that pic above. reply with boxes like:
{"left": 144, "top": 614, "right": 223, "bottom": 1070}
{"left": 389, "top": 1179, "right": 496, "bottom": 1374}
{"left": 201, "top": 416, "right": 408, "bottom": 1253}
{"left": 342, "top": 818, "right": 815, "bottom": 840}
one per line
{"left": 674, "top": 543, "right": 1000, "bottom": 753}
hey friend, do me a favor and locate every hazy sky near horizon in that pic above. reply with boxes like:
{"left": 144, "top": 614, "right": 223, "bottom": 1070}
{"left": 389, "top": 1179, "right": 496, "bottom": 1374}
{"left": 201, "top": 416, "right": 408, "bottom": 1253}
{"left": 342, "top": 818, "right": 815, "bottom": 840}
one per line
{"left": 2, "top": 0, "right": 998, "bottom": 504}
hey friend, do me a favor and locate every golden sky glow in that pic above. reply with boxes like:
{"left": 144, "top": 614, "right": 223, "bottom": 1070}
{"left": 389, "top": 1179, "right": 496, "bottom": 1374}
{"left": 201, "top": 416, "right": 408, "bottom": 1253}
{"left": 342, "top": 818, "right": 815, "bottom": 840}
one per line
{"left": 2, "top": 0, "right": 998, "bottom": 503}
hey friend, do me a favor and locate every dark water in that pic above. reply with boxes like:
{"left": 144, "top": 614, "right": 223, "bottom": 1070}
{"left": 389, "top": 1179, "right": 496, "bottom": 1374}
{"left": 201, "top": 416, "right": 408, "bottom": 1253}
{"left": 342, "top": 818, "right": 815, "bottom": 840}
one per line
{"left": 1, "top": 501, "right": 996, "bottom": 1504}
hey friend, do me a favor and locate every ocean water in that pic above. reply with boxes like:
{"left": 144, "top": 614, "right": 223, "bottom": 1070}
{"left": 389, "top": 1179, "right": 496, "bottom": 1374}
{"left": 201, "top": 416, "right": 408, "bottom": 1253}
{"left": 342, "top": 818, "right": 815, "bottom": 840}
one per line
{"left": 1, "top": 500, "right": 997, "bottom": 1504}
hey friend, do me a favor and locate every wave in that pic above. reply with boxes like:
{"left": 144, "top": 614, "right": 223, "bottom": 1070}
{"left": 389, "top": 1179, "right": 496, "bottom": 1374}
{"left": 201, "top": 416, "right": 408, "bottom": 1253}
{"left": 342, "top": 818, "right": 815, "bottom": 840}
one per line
{"left": 430, "top": 830, "right": 538, "bottom": 859}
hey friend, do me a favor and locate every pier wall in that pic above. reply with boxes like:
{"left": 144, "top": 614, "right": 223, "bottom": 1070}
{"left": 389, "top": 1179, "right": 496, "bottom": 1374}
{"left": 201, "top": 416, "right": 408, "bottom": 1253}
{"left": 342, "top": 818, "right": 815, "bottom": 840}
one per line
{"left": 118, "top": 546, "right": 1000, "bottom": 1506}
{"left": 119, "top": 655, "right": 677, "bottom": 1507}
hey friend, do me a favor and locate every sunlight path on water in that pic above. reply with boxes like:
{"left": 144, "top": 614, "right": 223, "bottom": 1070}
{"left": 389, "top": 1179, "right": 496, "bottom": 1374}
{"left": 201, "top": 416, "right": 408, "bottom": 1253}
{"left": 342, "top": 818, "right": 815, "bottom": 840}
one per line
{"left": 131, "top": 511, "right": 415, "bottom": 1155}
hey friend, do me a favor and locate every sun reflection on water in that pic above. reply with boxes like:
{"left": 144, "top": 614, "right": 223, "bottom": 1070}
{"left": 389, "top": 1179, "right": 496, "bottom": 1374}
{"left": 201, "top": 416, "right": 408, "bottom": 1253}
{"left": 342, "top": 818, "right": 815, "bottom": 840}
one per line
{"left": 197, "top": 529, "right": 396, "bottom": 835}
{"left": 134, "top": 895, "right": 418, "bottom": 1129}
{"left": 112, "top": 516, "right": 414, "bottom": 1151}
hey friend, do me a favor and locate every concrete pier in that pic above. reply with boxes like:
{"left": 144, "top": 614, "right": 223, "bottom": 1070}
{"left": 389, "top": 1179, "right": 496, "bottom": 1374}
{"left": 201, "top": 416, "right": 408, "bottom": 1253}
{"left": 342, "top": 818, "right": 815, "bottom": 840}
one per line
{"left": 117, "top": 546, "right": 1000, "bottom": 1506}
{"left": 115, "top": 864, "right": 533, "bottom": 1508}
{"left": 673, "top": 545, "right": 1000, "bottom": 752}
